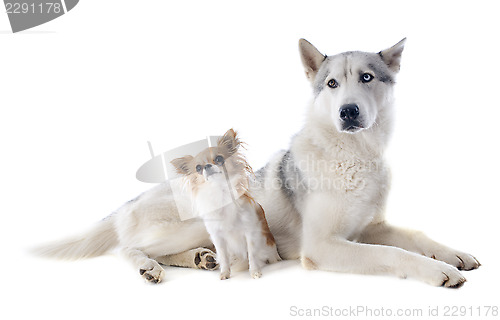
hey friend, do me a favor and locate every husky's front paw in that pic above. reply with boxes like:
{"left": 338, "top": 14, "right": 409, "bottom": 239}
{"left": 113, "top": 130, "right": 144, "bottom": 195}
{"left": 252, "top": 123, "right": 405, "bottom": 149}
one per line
{"left": 425, "top": 250, "right": 480, "bottom": 271}
{"left": 139, "top": 260, "right": 165, "bottom": 284}
{"left": 194, "top": 248, "right": 219, "bottom": 271}
{"left": 436, "top": 264, "right": 467, "bottom": 288}
{"left": 419, "top": 260, "right": 467, "bottom": 288}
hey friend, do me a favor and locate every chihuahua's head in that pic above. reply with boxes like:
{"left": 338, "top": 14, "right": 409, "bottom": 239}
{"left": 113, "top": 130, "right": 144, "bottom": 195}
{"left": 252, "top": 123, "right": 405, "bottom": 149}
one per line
{"left": 171, "top": 129, "right": 252, "bottom": 194}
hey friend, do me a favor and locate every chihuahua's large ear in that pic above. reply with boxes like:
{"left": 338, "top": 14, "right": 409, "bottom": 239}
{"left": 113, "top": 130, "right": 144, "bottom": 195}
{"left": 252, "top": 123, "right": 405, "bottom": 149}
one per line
{"left": 171, "top": 155, "right": 194, "bottom": 175}
{"left": 299, "top": 38, "right": 326, "bottom": 82}
{"left": 217, "top": 128, "right": 239, "bottom": 154}
{"left": 379, "top": 38, "right": 406, "bottom": 73}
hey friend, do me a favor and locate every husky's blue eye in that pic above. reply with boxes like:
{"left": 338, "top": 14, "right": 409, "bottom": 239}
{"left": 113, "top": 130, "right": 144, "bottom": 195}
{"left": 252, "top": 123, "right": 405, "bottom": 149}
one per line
{"left": 361, "top": 73, "right": 374, "bottom": 83}
{"left": 327, "top": 79, "right": 338, "bottom": 88}
{"left": 214, "top": 155, "right": 224, "bottom": 165}
{"left": 196, "top": 165, "right": 203, "bottom": 174}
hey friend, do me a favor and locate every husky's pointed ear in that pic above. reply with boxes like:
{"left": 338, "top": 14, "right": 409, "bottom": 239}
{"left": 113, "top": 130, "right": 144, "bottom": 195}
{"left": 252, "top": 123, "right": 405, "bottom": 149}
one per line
{"left": 171, "top": 155, "right": 194, "bottom": 175}
{"left": 299, "top": 39, "right": 326, "bottom": 82}
{"left": 379, "top": 38, "right": 406, "bottom": 72}
{"left": 217, "top": 128, "right": 239, "bottom": 154}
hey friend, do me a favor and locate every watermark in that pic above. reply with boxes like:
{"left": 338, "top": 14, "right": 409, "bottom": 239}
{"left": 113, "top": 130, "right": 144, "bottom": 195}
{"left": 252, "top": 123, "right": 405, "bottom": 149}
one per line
{"left": 3, "top": 0, "right": 79, "bottom": 33}
{"left": 289, "top": 305, "right": 499, "bottom": 318}
{"left": 135, "top": 137, "right": 384, "bottom": 221}
{"left": 136, "top": 136, "right": 239, "bottom": 221}
{"left": 268, "top": 155, "right": 382, "bottom": 193}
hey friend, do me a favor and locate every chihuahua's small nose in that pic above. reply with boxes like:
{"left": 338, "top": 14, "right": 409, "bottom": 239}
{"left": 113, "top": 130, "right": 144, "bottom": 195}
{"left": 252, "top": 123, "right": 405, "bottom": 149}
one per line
{"left": 204, "top": 164, "right": 213, "bottom": 171}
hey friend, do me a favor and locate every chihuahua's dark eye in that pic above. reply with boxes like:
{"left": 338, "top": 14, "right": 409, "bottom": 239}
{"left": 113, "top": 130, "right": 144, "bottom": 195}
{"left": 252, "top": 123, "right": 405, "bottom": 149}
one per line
{"left": 195, "top": 165, "right": 203, "bottom": 174}
{"left": 361, "top": 73, "right": 374, "bottom": 83}
{"left": 214, "top": 155, "right": 224, "bottom": 165}
{"left": 327, "top": 79, "right": 338, "bottom": 88}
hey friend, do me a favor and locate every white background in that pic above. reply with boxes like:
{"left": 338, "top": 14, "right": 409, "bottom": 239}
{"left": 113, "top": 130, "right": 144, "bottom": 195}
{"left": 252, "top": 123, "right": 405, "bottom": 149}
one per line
{"left": 1, "top": 1, "right": 499, "bottom": 319}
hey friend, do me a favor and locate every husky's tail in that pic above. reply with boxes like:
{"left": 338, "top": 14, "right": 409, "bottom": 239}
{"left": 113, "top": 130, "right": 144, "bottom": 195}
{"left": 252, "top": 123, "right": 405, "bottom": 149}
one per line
{"left": 33, "top": 217, "right": 118, "bottom": 260}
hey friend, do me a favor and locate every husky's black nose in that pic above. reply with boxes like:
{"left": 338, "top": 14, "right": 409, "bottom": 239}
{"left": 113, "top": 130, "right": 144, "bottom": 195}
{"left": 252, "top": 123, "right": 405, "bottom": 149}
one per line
{"left": 339, "top": 104, "right": 359, "bottom": 121}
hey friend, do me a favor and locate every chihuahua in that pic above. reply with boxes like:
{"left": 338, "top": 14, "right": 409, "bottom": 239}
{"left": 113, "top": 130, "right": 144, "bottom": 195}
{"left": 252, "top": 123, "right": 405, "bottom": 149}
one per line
{"left": 171, "top": 129, "right": 281, "bottom": 279}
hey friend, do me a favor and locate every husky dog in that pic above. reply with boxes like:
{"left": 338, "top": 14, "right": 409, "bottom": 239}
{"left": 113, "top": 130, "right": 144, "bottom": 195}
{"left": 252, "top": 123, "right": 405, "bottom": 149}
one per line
{"left": 251, "top": 38, "right": 480, "bottom": 288}
{"left": 171, "top": 129, "right": 281, "bottom": 280}
{"left": 37, "top": 39, "right": 479, "bottom": 287}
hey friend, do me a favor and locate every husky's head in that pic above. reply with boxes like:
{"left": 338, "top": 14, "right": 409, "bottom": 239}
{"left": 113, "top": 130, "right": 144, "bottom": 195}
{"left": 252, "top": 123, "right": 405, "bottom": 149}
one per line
{"left": 299, "top": 38, "right": 405, "bottom": 134}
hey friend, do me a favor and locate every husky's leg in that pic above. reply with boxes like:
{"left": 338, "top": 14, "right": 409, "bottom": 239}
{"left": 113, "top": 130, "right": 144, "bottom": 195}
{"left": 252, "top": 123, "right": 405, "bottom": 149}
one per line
{"left": 358, "top": 222, "right": 480, "bottom": 271}
{"left": 121, "top": 247, "right": 165, "bottom": 283}
{"left": 155, "top": 247, "right": 218, "bottom": 270}
{"left": 301, "top": 236, "right": 467, "bottom": 288}
{"left": 300, "top": 202, "right": 466, "bottom": 287}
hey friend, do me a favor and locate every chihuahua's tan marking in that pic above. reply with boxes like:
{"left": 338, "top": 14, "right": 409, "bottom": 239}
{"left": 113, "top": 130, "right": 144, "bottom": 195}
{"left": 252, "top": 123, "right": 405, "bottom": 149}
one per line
{"left": 241, "top": 192, "right": 276, "bottom": 247}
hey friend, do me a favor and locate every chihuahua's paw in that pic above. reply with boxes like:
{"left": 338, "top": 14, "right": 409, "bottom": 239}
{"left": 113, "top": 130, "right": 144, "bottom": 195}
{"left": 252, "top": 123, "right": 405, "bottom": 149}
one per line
{"left": 220, "top": 270, "right": 231, "bottom": 280}
{"left": 250, "top": 269, "right": 262, "bottom": 279}
{"left": 139, "top": 260, "right": 165, "bottom": 284}
{"left": 266, "top": 252, "right": 282, "bottom": 264}
{"left": 194, "top": 248, "right": 219, "bottom": 271}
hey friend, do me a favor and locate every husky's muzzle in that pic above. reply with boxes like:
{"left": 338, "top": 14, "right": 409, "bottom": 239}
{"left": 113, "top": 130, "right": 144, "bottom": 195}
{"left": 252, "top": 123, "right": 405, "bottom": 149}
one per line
{"left": 339, "top": 104, "right": 363, "bottom": 132}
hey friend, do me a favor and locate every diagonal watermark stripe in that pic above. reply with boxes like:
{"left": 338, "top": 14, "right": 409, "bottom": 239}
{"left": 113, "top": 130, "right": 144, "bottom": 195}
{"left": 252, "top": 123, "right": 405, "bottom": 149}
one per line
{"left": 136, "top": 136, "right": 242, "bottom": 221}
{"left": 4, "top": 0, "right": 79, "bottom": 33}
